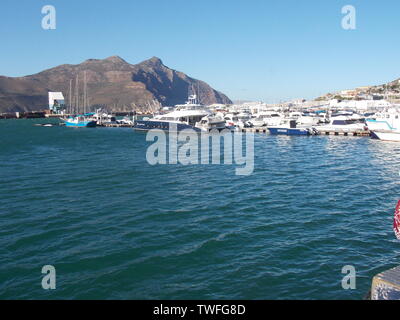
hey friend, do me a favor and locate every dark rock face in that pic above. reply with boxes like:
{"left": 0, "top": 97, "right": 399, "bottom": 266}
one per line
{"left": 0, "top": 56, "right": 232, "bottom": 113}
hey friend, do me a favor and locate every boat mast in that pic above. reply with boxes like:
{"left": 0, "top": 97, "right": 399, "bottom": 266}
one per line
{"left": 75, "top": 75, "right": 79, "bottom": 114}
{"left": 69, "top": 79, "right": 72, "bottom": 115}
{"left": 197, "top": 83, "right": 200, "bottom": 105}
{"left": 84, "top": 71, "right": 87, "bottom": 114}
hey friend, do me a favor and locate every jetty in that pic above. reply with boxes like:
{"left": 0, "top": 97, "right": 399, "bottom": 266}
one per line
{"left": 0, "top": 111, "right": 46, "bottom": 119}
{"left": 316, "top": 129, "right": 370, "bottom": 136}
{"left": 370, "top": 265, "right": 400, "bottom": 300}
{"left": 241, "top": 127, "right": 371, "bottom": 137}
{"left": 99, "top": 123, "right": 133, "bottom": 128}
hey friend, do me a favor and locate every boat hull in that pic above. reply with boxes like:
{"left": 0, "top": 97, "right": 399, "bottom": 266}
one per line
{"left": 371, "top": 131, "right": 400, "bottom": 141}
{"left": 134, "top": 120, "right": 227, "bottom": 132}
{"left": 268, "top": 127, "right": 310, "bottom": 136}
{"left": 134, "top": 120, "right": 200, "bottom": 132}
{"left": 64, "top": 120, "right": 97, "bottom": 127}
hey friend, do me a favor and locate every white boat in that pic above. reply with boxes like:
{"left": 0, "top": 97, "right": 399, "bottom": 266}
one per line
{"left": 87, "top": 109, "right": 116, "bottom": 125}
{"left": 366, "top": 108, "right": 400, "bottom": 132}
{"left": 195, "top": 115, "right": 227, "bottom": 132}
{"left": 117, "top": 116, "right": 134, "bottom": 126}
{"left": 371, "top": 130, "right": 400, "bottom": 141}
{"left": 224, "top": 112, "right": 253, "bottom": 129}
{"left": 249, "top": 111, "right": 284, "bottom": 127}
{"left": 248, "top": 116, "right": 266, "bottom": 127}
{"left": 134, "top": 94, "right": 226, "bottom": 132}
{"left": 286, "top": 112, "right": 320, "bottom": 126}
{"left": 315, "top": 116, "right": 366, "bottom": 133}
{"left": 366, "top": 108, "right": 400, "bottom": 141}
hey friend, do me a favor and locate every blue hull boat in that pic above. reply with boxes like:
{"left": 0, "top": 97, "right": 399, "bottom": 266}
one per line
{"left": 64, "top": 120, "right": 97, "bottom": 127}
{"left": 62, "top": 115, "right": 97, "bottom": 128}
{"left": 268, "top": 127, "right": 311, "bottom": 136}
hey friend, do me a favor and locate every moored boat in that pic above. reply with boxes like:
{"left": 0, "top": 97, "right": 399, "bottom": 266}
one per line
{"left": 133, "top": 93, "right": 227, "bottom": 132}
{"left": 370, "top": 130, "right": 400, "bottom": 142}
{"left": 62, "top": 115, "right": 97, "bottom": 127}
{"left": 315, "top": 115, "right": 366, "bottom": 133}
{"left": 365, "top": 108, "right": 400, "bottom": 141}
{"left": 268, "top": 120, "right": 318, "bottom": 136}
{"left": 366, "top": 108, "right": 400, "bottom": 132}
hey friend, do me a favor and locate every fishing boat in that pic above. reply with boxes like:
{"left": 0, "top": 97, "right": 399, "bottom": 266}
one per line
{"left": 62, "top": 114, "right": 97, "bottom": 127}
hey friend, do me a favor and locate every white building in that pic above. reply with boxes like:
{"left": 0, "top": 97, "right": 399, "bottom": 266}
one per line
{"left": 329, "top": 99, "right": 392, "bottom": 111}
{"left": 48, "top": 92, "right": 65, "bottom": 114}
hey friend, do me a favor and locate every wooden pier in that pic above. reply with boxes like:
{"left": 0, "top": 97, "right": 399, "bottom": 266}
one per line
{"left": 317, "top": 129, "right": 370, "bottom": 136}
{"left": 241, "top": 127, "right": 371, "bottom": 137}
{"left": 99, "top": 123, "right": 133, "bottom": 128}
{"left": 241, "top": 127, "right": 269, "bottom": 134}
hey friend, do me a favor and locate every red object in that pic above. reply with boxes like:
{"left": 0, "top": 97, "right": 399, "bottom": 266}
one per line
{"left": 394, "top": 200, "right": 400, "bottom": 240}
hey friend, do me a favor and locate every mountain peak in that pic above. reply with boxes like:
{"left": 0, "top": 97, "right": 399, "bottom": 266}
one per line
{"left": 139, "top": 56, "right": 164, "bottom": 67}
{"left": 104, "top": 56, "right": 127, "bottom": 64}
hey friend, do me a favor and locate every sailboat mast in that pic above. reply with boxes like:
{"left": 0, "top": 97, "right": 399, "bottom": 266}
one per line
{"left": 69, "top": 79, "right": 72, "bottom": 115}
{"left": 76, "top": 75, "right": 79, "bottom": 114}
{"left": 197, "top": 83, "right": 200, "bottom": 104}
{"left": 84, "top": 71, "right": 87, "bottom": 114}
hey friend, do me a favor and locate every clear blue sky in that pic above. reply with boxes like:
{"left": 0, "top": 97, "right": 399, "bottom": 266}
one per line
{"left": 1, "top": 0, "right": 400, "bottom": 102}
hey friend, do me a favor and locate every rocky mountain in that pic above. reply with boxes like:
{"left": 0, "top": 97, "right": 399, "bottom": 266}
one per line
{"left": 0, "top": 56, "right": 232, "bottom": 113}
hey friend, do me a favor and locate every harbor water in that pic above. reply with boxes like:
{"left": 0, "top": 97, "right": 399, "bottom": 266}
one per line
{"left": 1, "top": 118, "right": 400, "bottom": 299}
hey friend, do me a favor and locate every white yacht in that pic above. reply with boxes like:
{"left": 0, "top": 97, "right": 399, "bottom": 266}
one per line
{"left": 224, "top": 112, "right": 252, "bottom": 129}
{"left": 366, "top": 108, "right": 400, "bottom": 141}
{"left": 315, "top": 116, "right": 366, "bottom": 133}
{"left": 288, "top": 112, "right": 320, "bottom": 126}
{"left": 249, "top": 111, "right": 284, "bottom": 127}
{"left": 133, "top": 94, "right": 226, "bottom": 132}
{"left": 366, "top": 108, "right": 400, "bottom": 131}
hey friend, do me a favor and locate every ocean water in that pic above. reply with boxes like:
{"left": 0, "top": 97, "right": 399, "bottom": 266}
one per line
{"left": 1, "top": 118, "right": 400, "bottom": 300}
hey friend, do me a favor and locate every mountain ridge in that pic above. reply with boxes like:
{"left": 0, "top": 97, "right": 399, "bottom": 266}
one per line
{"left": 0, "top": 56, "right": 232, "bottom": 113}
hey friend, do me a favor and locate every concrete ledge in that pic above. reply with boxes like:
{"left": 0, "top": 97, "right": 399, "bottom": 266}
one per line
{"left": 371, "top": 265, "right": 400, "bottom": 300}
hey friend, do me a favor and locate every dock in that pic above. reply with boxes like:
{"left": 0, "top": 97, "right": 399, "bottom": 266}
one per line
{"left": 241, "top": 127, "right": 371, "bottom": 137}
{"left": 317, "top": 129, "right": 370, "bottom": 136}
{"left": 370, "top": 265, "right": 400, "bottom": 300}
{"left": 98, "top": 123, "right": 133, "bottom": 128}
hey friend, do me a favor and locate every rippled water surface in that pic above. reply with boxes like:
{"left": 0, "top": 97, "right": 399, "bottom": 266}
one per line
{"left": 1, "top": 119, "right": 400, "bottom": 299}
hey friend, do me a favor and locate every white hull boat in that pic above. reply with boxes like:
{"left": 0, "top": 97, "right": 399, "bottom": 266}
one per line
{"left": 371, "top": 130, "right": 400, "bottom": 142}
